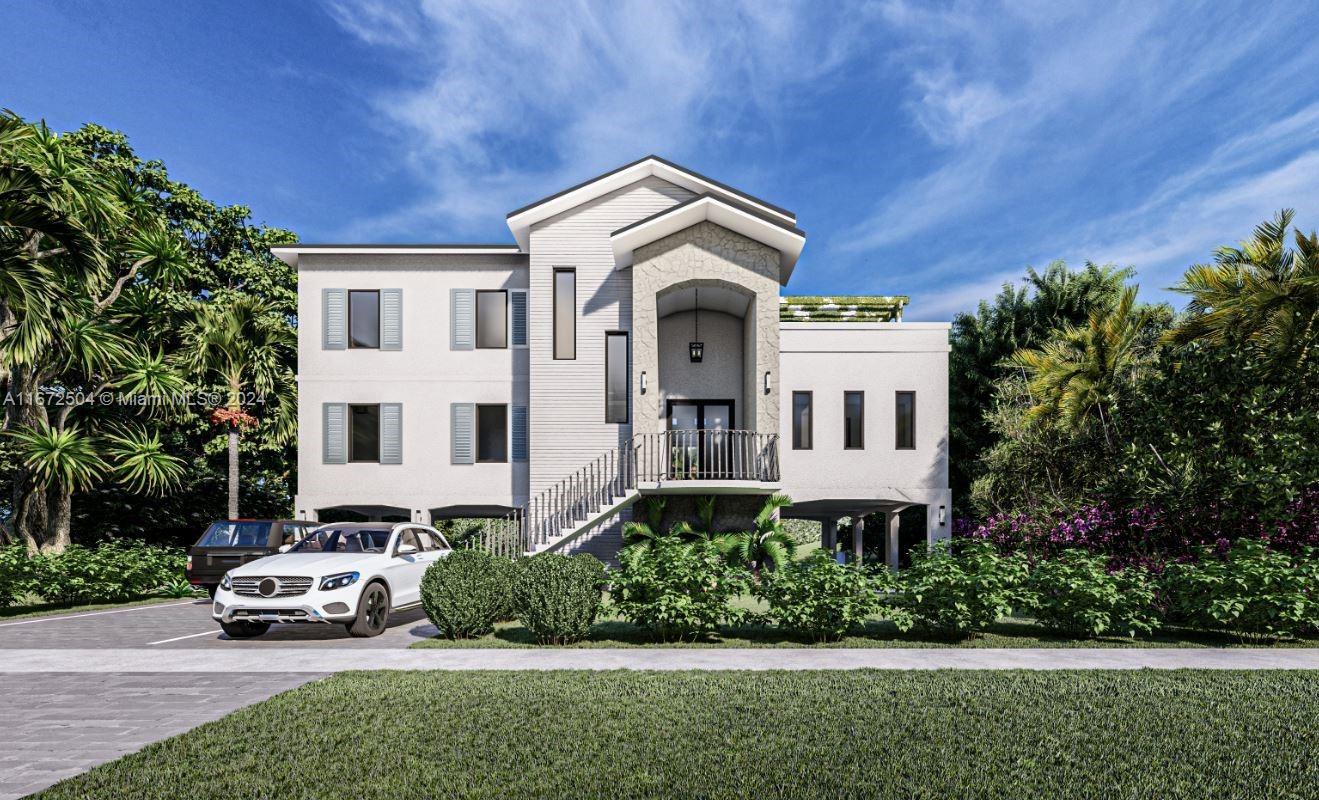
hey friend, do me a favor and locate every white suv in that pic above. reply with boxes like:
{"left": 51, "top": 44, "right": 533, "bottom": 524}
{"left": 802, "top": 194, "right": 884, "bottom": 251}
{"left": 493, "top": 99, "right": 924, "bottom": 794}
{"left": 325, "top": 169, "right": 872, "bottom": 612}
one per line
{"left": 211, "top": 522, "right": 452, "bottom": 638}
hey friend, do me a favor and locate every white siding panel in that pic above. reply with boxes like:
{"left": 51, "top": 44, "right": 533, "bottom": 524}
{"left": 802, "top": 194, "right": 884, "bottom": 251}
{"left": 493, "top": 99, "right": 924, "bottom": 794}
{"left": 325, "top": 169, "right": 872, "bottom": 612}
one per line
{"left": 527, "top": 176, "right": 694, "bottom": 495}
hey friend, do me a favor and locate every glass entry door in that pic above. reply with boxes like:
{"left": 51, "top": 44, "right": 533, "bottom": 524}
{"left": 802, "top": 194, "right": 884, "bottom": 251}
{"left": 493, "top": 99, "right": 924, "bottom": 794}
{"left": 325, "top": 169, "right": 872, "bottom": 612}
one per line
{"left": 666, "top": 400, "right": 734, "bottom": 478}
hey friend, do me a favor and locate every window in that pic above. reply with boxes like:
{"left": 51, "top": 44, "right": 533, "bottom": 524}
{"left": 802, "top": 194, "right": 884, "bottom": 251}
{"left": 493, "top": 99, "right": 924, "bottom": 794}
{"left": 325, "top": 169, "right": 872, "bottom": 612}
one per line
{"left": 279, "top": 523, "right": 315, "bottom": 547}
{"left": 396, "top": 529, "right": 420, "bottom": 554}
{"left": 476, "top": 290, "right": 507, "bottom": 349}
{"left": 348, "top": 290, "right": 380, "bottom": 349}
{"left": 844, "top": 391, "right": 864, "bottom": 450}
{"left": 605, "top": 331, "right": 628, "bottom": 423}
{"left": 791, "top": 392, "right": 813, "bottom": 450}
{"left": 417, "top": 530, "right": 450, "bottom": 552}
{"left": 476, "top": 404, "right": 508, "bottom": 463}
{"left": 197, "top": 521, "right": 270, "bottom": 548}
{"left": 896, "top": 391, "right": 916, "bottom": 449}
{"left": 554, "top": 268, "right": 576, "bottom": 359}
{"left": 350, "top": 404, "right": 380, "bottom": 462}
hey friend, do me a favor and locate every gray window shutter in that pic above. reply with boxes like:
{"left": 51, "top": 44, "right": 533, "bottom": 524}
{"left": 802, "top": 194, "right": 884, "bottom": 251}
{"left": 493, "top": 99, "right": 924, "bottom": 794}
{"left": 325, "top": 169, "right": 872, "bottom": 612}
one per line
{"left": 380, "top": 289, "right": 403, "bottom": 351}
{"left": 511, "top": 405, "right": 528, "bottom": 462}
{"left": 451, "top": 403, "right": 475, "bottom": 464}
{"left": 322, "top": 289, "right": 347, "bottom": 350}
{"left": 510, "top": 290, "right": 528, "bottom": 347}
{"left": 322, "top": 403, "right": 347, "bottom": 464}
{"left": 451, "top": 289, "right": 475, "bottom": 350}
{"left": 380, "top": 403, "right": 402, "bottom": 464}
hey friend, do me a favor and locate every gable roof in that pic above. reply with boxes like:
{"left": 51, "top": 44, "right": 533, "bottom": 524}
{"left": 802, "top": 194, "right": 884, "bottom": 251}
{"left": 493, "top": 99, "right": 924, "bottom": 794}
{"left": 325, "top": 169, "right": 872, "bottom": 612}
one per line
{"left": 505, "top": 155, "right": 796, "bottom": 250}
{"left": 610, "top": 193, "right": 806, "bottom": 285}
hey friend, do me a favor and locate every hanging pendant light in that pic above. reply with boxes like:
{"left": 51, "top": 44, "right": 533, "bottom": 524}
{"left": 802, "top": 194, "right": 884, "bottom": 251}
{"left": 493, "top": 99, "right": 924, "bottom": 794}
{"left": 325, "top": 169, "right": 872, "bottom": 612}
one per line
{"left": 688, "top": 287, "right": 704, "bottom": 363}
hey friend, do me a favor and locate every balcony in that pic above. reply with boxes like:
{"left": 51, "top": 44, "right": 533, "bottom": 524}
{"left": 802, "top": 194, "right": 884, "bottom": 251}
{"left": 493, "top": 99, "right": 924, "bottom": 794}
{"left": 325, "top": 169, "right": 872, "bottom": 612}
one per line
{"left": 633, "top": 430, "right": 780, "bottom": 491}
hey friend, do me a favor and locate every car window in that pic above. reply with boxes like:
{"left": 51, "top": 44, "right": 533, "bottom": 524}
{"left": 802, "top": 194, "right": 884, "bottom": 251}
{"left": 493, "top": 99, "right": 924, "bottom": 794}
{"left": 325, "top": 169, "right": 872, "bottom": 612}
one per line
{"left": 290, "top": 528, "right": 390, "bottom": 553}
{"left": 197, "top": 521, "right": 270, "bottom": 548}
{"left": 396, "top": 529, "right": 420, "bottom": 553}
{"left": 280, "top": 524, "right": 315, "bottom": 547}
{"left": 417, "top": 530, "right": 450, "bottom": 552}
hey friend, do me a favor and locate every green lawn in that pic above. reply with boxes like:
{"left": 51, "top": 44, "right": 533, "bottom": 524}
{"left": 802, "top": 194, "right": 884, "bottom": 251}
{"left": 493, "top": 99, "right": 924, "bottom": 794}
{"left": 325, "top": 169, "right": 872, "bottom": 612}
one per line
{"left": 412, "top": 600, "right": 1319, "bottom": 649}
{"left": 0, "top": 595, "right": 184, "bottom": 622}
{"left": 37, "top": 670, "right": 1319, "bottom": 799}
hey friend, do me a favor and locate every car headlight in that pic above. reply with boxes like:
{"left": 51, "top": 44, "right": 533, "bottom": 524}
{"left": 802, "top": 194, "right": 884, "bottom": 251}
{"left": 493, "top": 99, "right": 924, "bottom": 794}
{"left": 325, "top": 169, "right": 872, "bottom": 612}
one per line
{"left": 220, "top": 573, "right": 232, "bottom": 591}
{"left": 319, "top": 571, "right": 360, "bottom": 591}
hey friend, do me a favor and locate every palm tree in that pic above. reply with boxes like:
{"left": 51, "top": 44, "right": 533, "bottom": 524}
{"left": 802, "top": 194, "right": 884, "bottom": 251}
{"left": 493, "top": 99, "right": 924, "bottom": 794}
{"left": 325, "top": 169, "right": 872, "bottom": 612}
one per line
{"left": 1008, "top": 286, "right": 1155, "bottom": 445}
{"left": 181, "top": 296, "right": 296, "bottom": 519}
{"left": 1166, "top": 209, "right": 1319, "bottom": 371}
{"left": 720, "top": 493, "right": 797, "bottom": 577}
{"left": 620, "top": 496, "right": 671, "bottom": 556}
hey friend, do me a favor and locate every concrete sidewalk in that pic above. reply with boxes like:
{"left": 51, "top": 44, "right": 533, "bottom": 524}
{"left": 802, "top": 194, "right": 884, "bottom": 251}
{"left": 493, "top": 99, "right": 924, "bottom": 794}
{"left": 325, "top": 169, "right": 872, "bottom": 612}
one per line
{"left": 5, "top": 646, "right": 1319, "bottom": 672}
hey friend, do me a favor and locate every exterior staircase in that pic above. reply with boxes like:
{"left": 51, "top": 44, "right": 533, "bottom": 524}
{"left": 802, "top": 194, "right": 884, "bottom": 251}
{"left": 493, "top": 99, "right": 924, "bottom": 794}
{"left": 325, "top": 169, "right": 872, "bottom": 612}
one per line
{"left": 471, "top": 431, "right": 779, "bottom": 559}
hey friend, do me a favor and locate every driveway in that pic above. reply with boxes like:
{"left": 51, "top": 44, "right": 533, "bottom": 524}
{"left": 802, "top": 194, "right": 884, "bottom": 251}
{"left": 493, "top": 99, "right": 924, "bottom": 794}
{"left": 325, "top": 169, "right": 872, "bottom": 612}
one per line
{"left": 0, "top": 599, "right": 433, "bottom": 800}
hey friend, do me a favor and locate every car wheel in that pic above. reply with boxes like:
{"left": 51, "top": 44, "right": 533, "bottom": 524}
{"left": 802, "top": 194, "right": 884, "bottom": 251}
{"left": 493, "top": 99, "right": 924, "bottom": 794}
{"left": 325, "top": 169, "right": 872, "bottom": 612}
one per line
{"left": 347, "top": 583, "right": 390, "bottom": 638}
{"left": 220, "top": 620, "right": 270, "bottom": 639}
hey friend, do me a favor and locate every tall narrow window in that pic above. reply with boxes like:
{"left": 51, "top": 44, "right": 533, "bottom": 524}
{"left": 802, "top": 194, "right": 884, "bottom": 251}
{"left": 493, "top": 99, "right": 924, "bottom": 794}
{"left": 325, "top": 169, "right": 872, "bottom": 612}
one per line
{"left": 349, "top": 404, "right": 380, "bottom": 462}
{"left": 348, "top": 290, "right": 380, "bottom": 349}
{"left": 895, "top": 391, "right": 916, "bottom": 449}
{"left": 844, "top": 391, "right": 864, "bottom": 450}
{"left": 476, "top": 290, "right": 507, "bottom": 349}
{"left": 605, "top": 331, "right": 628, "bottom": 423}
{"left": 791, "top": 391, "right": 812, "bottom": 450}
{"left": 476, "top": 404, "right": 508, "bottom": 463}
{"left": 554, "top": 268, "right": 576, "bottom": 359}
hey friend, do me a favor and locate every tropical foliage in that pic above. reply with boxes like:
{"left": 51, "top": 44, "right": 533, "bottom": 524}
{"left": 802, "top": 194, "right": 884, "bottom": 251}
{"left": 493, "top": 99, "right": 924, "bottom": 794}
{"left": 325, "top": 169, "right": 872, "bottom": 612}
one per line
{"left": 610, "top": 536, "right": 749, "bottom": 641}
{"left": 1, "top": 112, "right": 298, "bottom": 550}
{"left": 899, "top": 540, "right": 1029, "bottom": 639}
{"left": 758, "top": 551, "right": 904, "bottom": 641}
{"left": 0, "top": 540, "right": 186, "bottom": 605}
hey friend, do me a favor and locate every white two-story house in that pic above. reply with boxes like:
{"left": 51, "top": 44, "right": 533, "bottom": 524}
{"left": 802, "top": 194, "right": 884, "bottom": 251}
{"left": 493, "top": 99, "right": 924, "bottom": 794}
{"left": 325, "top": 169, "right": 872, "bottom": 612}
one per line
{"left": 273, "top": 156, "right": 951, "bottom": 567}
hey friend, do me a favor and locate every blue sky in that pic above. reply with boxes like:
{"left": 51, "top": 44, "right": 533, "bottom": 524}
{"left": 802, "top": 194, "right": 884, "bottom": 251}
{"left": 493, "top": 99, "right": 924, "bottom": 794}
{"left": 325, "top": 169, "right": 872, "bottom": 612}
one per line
{"left": 4, "top": 1, "right": 1319, "bottom": 320}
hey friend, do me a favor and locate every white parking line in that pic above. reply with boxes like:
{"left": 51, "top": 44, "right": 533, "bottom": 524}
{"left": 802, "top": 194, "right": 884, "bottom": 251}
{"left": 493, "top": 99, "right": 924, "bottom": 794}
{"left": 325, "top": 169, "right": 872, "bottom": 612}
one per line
{"left": 147, "top": 630, "right": 220, "bottom": 645}
{"left": 0, "top": 600, "right": 198, "bottom": 627}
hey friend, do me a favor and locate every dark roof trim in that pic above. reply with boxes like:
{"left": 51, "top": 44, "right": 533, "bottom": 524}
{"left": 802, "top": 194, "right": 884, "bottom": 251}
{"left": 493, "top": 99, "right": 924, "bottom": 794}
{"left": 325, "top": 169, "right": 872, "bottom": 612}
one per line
{"left": 611, "top": 193, "right": 806, "bottom": 239}
{"left": 506, "top": 155, "right": 796, "bottom": 221}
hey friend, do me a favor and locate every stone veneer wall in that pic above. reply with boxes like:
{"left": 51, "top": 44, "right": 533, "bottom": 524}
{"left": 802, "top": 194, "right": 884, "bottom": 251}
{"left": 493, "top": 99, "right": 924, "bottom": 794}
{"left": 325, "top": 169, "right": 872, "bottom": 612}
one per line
{"left": 631, "top": 220, "right": 781, "bottom": 436}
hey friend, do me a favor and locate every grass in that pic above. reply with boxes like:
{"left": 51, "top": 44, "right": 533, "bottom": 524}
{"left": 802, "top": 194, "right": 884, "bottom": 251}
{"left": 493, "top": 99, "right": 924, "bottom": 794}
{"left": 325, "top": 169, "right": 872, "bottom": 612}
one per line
{"left": 0, "top": 595, "right": 186, "bottom": 622}
{"left": 36, "top": 670, "right": 1319, "bottom": 799}
{"left": 411, "top": 596, "right": 1319, "bottom": 649}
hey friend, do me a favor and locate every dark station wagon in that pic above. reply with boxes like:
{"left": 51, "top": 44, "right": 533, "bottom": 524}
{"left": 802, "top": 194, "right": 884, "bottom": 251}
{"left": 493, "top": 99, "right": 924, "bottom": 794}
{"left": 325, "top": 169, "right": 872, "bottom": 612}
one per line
{"left": 186, "top": 520, "right": 320, "bottom": 597}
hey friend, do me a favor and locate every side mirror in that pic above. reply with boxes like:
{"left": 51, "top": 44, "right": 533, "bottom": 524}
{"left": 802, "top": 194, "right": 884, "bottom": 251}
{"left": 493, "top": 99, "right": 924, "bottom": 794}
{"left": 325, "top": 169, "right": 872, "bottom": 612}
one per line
{"left": 396, "top": 544, "right": 418, "bottom": 556}
{"left": 278, "top": 544, "right": 292, "bottom": 553}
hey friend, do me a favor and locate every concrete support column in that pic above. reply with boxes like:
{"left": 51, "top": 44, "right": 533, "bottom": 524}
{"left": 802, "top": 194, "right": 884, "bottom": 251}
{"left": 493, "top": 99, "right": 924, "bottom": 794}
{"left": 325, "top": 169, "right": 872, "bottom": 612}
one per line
{"left": 927, "top": 490, "right": 953, "bottom": 547}
{"left": 412, "top": 509, "right": 432, "bottom": 525}
{"left": 885, "top": 510, "right": 901, "bottom": 571}
{"left": 852, "top": 516, "right": 865, "bottom": 563}
{"left": 821, "top": 519, "right": 838, "bottom": 552}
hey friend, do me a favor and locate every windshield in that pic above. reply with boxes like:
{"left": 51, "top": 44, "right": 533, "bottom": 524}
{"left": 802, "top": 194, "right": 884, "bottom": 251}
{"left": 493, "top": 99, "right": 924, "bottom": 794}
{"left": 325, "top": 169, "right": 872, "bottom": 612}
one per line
{"left": 197, "top": 521, "right": 270, "bottom": 548}
{"left": 289, "top": 528, "right": 390, "bottom": 554}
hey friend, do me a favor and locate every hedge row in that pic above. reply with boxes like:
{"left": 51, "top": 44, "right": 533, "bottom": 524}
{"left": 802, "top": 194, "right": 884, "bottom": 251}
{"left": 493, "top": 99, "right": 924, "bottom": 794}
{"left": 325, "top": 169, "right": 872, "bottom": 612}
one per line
{"left": 0, "top": 541, "right": 187, "bottom": 606}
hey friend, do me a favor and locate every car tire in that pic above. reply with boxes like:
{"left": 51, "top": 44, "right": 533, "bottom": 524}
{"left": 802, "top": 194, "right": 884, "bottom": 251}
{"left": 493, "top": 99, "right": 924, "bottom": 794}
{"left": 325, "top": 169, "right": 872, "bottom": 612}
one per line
{"left": 220, "top": 620, "right": 270, "bottom": 639}
{"left": 202, "top": 584, "right": 219, "bottom": 599}
{"left": 347, "top": 582, "right": 390, "bottom": 638}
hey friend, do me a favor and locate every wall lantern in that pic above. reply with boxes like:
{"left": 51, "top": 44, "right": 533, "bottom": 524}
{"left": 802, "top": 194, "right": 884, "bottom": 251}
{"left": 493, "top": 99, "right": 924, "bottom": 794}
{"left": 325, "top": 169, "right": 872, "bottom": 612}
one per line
{"left": 938, "top": 505, "right": 947, "bottom": 526}
{"left": 640, "top": 371, "right": 648, "bottom": 394}
{"left": 688, "top": 287, "right": 703, "bottom": 363}
{"left": 763, "top": 371, "right": 771, "bottom": 394}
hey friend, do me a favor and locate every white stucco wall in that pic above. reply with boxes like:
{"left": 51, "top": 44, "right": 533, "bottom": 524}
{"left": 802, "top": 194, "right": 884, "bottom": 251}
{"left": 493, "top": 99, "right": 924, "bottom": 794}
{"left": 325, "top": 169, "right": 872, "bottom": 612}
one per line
{"left": 295, "top": 253, "right": 529, "bottom": 519}
{"left": 777, "top": 322, "right": 950, "bottom": 509}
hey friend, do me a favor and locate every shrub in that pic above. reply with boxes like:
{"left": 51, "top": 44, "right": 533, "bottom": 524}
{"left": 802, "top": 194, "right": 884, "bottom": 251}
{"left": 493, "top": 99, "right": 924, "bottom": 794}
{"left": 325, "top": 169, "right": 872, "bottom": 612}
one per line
{"left": 0, "top": 546, "right": 30, "bottom": 607}
{"left": 23, "top": 541, "right": 186, "bottom": 604}
{"left": 610, "top": 537, "right": 749, "bottom": 642}
{"left": 1162, "top": 539, "right": 1318, "bottom": 641}
{"left": 512, "top": 553, "right": 607, "bottom": 645}
{"left": 899, "top": 539, "right": 1028, "bottom": 639}
{"left": 420, "top": 549, "right": 517, "bottom": 639}
{"left": 758, "top": 551, "right": 905, "bottom": 641}
{"left": 1024, "top": 549, "right": 1158, "bottom": 638}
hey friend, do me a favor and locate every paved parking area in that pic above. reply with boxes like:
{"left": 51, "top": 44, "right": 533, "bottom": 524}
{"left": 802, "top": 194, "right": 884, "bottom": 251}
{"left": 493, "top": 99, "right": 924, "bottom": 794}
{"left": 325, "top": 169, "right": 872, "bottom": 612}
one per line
{"left": 0, "top": 672, "right": 322, "bottom": 800}
{"left": 0, "top": 598, "right": 437, "bottom": 649}
{"left": 0, "top": 600, "right": 430, "bottom": 798}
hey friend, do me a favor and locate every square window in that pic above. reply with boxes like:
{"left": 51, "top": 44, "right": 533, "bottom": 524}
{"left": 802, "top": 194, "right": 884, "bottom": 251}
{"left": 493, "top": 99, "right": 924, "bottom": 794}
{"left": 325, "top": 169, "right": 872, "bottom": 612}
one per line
{"left": 350, "top": 404, "right": 380, "bottom": 462}
{"left": 476, "top": 290, "right": 508, "bottom": 349}
{"left": 477, "top": 404, "right": 508, "bottom": 463}
{"left": 348, "top": 291, "right": 380, "bottom": 349}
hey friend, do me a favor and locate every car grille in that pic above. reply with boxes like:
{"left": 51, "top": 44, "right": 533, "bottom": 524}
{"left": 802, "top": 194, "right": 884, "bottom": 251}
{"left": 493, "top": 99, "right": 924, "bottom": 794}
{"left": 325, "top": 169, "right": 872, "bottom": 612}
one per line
{"left": 231, "top": 576, "right": 313, "bottom": 598}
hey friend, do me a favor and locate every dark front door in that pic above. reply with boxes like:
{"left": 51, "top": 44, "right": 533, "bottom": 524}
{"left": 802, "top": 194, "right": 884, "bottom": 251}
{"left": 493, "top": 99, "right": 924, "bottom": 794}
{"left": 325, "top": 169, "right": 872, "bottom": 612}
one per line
{"left": 666, "top": 400, "right": 734, "bottom": 478}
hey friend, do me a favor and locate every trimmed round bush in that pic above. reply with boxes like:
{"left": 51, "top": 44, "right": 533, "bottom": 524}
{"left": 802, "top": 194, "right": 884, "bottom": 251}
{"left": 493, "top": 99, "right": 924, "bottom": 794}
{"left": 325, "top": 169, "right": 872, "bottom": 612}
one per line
{"left": 512, "top": 553, "right": 607, "bottom": 644}
{"left": 758, "top": 551, "right": 899, "bottom": 641}
{"left": 1025, "top": 549, "right": 1158, "bottom": 638}
{"left": 420, "top": 549, "right": 517, "bottom": 639}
